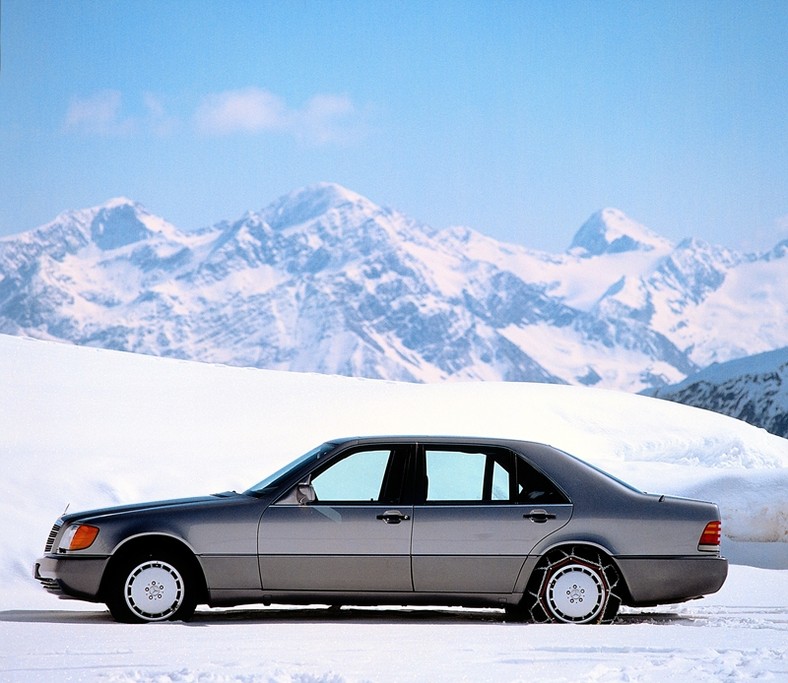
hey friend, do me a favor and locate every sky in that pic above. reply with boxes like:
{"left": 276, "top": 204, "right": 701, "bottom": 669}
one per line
{"left": 0, "top": 0, "right": 786, "bottom": 253}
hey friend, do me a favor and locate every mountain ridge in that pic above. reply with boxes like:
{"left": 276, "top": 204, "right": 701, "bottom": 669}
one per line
{"left": 0, "top": 183, "right": 785, "bottom": 395}
{"left": 646, "top": 347, "right": 788, "bottom": 438}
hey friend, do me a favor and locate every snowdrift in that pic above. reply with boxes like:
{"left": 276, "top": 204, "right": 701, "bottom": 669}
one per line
{"left": 1, "top": 333, "right": 786, "bottom": 610}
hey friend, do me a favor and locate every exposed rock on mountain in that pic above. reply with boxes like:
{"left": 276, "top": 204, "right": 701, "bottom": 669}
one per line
{"left": 646, "top": 348, "right": 788, "bottom": 438}
{"left": 1, "top": 183, "right": 785, "bottom": 393}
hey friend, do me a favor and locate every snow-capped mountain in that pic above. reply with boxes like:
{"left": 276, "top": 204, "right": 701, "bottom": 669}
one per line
{"left": 646, "top": 347, "right": 788, "bottom": 438}
{"left": 0, "top": 183, "right": 785, "bottom": 392}
{"left": 568, "top": 207, "right": 673, "bottom": 256}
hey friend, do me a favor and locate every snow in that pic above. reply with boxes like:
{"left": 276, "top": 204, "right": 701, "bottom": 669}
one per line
{"left": 1, "top": 333, "right": 786, "bottom": 681}
{"left": 499, "top": 322, "right": 687, "bottom": 390}
{"left": 660, "top": 256, "right": 788, "bottom": 367}
{"left": 434, "top": 224, "right": 671, "bottom": 313}
{"left": 2, "top": 588, "right": 787, "bottom": 683}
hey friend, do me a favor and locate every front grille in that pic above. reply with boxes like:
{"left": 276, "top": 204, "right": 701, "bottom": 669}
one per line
{"left": 44, "top": 521, "right": 62, "bottom": 553}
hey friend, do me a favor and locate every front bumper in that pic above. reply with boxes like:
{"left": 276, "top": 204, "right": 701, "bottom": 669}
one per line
{"left": 34, "top": 554, "right": 110, "bottom": 602}
{"left": 616, "top": 555, "right": 728, "bottom": 606}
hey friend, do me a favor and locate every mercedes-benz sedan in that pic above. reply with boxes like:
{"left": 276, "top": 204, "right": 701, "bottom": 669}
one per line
{"left": 35, "top": 436, "right": 727, "bottom": 623}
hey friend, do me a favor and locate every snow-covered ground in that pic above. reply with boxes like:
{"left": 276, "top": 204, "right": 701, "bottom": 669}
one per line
{"left": 1, "top": 334, "right": 786, "bottom": 681}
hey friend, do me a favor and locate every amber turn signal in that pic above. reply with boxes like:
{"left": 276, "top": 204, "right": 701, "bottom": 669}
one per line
{"left": 61, "top": 524, "right": 100, "bottom": 551}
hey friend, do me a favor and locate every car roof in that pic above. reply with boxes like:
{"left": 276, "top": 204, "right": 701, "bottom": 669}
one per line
{"left": 326, "top": 435, "right": 548, "bottom": 448}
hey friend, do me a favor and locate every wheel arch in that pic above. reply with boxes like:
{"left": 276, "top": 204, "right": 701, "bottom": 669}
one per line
{"left": 99, "top": 533, "right": 208, "bottom": 604}
{"left": 517, "top": 540, "right": 634, "bottom": 618}
{"left": 533, "top": 534, "right": 618, "bottom": 559}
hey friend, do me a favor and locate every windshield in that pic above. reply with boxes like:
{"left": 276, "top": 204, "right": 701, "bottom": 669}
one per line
{"left": 244, "top": 442, "right": 334, "bottom": 495}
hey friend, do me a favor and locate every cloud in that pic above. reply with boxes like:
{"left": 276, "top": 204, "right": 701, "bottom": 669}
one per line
{"left": 64, "top": 91, "right": 178, "bottom": 137}
{"left": 295, "top": 94, "right": 358, "bottom": 145}
{"left": 194, "top": 87, "right": 361, "bottom": 145}
{"left": 64, "top": 90, "right": 136, "bottom": 136}
{"left": 194, "top": 87, "right": 287, "bottom": 135}
{"left": 64, "top": 87, "right": 363, "bottom": 145}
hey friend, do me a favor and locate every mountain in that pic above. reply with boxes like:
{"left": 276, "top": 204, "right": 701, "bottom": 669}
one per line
{"left": 646, "top": 348, "right": 788, "bottom": 438}
{"left": 569, "top": 208, "right": 673, "bottom": 256}
{"left": 0, "top": 183, "right": 786, "bottom": 392}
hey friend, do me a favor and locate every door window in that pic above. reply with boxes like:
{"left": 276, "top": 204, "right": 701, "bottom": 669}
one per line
{"left": 310, "top": 448, "right": 397, "bottom": 503}
{"left": 425, "top": 450, "right": 486, "bottom": 501}
{"left": 423, "top": 447, "right": 568, "bottom": 504}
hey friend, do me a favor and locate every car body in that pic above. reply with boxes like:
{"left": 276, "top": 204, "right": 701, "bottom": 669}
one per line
{"left": 35, "top": 436, "right": 728, "bottom": 623}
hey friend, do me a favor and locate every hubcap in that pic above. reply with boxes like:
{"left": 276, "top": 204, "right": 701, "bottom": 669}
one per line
{"left": 125, "top": 560, "right": 184, "bottom": 621}
{"left": 545, "top": 561, "right": 606, "bottom": 623}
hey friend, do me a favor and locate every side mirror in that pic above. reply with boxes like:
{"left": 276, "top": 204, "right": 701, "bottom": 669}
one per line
{"left": 296, "top": 482, "right": 316, "bottom": 505}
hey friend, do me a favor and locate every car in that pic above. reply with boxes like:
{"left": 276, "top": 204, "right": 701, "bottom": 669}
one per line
{"left": 35, "top": 436, "right": 728, "bottom": 624}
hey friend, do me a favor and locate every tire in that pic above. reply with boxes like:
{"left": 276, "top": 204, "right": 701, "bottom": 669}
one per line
{"left": 106, "top": 554, "right": 197, "bottom": 623}
{"left": 525, "top": 547, "right": 621, "bottom": 624}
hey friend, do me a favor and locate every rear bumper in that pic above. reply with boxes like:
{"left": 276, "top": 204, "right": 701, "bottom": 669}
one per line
{"left": 616, "top": 555, "right": 728, "bottom": 606}
{"left": 34, "top": 555, "right": 109, "bottom": 602}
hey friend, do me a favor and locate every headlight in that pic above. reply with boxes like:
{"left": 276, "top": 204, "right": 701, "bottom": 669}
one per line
{"left": 58, "top": 524, "right": 100, "bottom": 552}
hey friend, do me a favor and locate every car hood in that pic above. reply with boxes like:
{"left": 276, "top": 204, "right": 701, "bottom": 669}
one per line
{"left": 60, "top": 491, "right": 248, "bottom": 525}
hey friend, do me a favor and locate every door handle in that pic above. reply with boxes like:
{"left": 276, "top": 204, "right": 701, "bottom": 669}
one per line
{"left": 523, "top": 509, "right": 557, "bottom": 523}
{"left": 376, "top": 510, "right": 411, "bottom": 524}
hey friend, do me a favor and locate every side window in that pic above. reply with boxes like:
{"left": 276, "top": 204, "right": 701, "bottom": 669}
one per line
{"left": 310, "top": 449, "right": 391, "bottom": 502}
{"left": 425, "top": 450, "right": 486, "bottom": 501}
{"left": 423, "top": 447, "right": 569, "bottom": 504}
{"left": 515, "top": 458, "right": 569, "bottom": 504}
{"left": 491, "top": 458, "right": 510, "bottom": 501}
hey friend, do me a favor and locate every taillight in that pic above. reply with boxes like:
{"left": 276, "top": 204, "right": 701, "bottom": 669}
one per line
{"left": 698, "top": 521, "right": 721, "bottom": 551}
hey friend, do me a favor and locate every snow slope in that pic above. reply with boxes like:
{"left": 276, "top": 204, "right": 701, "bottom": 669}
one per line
{"left": 1, "top": 334, "right": 786, "bottom": 681}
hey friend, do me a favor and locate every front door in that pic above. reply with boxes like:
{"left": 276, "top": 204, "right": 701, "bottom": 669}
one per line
{"left": 258, "top": 445, "right": 414, "bottom": 592}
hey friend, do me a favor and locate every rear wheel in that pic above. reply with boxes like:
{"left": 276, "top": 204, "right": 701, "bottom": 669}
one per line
{"left": 106, "top": 554, "right": 197, "bottom": 623}
{"left": 525, "top": 547, "right": 621, "bottom": 624}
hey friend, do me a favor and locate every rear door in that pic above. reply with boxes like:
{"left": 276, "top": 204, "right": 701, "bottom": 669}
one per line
{"left": 258, "top": 444, "right": 414, "bottom": 592}
{"left": 411, "top": 445, "right": 572, "bottom": 593}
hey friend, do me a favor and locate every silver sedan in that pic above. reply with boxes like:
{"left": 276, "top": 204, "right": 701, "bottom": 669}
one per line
{"left": 35, "top": 436, "right": 728, "bottom": 623}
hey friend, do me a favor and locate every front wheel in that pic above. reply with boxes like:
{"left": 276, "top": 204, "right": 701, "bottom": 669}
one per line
{"left": 525, "top": 548, "right": 621, "bottom": 624}
{"left": 107, "top": 555, "right": 197, "bottom": 623}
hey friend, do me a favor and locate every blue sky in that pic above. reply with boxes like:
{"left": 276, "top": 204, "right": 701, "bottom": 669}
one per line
{"left": 1, "top": 0, "right": 785, "bottom": 252}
